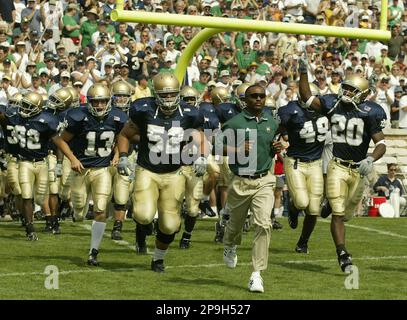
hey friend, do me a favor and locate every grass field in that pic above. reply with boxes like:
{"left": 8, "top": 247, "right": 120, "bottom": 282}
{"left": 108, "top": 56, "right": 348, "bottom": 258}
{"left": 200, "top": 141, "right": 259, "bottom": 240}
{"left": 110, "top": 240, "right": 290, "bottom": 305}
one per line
{"left": 0, "top": 216, "right": 406, "bottom": 300}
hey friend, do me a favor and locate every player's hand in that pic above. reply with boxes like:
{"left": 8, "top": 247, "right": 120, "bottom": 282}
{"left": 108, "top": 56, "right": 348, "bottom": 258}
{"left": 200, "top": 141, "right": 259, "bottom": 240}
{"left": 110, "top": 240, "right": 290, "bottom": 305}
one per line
{"left": 272, "top": 140, "right": 284, "bottom": 154}
{"left": 117, "top": 156, "right": 131, "bottom": 176}
{"left": 71, "top": 157, "right": 85, "bottom": 173}
{"left": 193, "top": 156, "right": 207, "bottom": 177}
{"left": 298, "top": 55, "right": 309, "bottom": 74}
{"left": 111, "top": 152, "right": 119, "bottom": 166}
{"left": 358, "top": 156, "right": 374, "bottom": 176}
{"left": 55, "top": 162, "right": 63, "bottom": 177}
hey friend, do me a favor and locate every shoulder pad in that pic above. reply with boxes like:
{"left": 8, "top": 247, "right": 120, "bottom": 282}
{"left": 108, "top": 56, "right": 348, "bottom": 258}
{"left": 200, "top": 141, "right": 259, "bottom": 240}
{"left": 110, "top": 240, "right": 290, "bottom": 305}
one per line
{"left": 67, "top": 107, "right": 87, "bottom": 122}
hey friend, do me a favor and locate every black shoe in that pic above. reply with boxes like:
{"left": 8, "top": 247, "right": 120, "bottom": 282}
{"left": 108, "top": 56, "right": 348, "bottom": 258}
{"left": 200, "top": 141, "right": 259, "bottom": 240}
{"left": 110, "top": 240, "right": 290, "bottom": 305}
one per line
{"left": 60, "top": 202, "right": 72, "bottom": 220}
{"left": 295, "top": 243, "right": 309, "bottom": 254}
{"left": 52, "top": 224, "right": 61, "bottom": 235}
{"left": 272, "top": 219, "right": 283, "bottom": 230}
{"left": 21, "top": 216, "right": 27, "bottom": 227}
{"left": 43, "top": 222, "right": 53, "bottom": 233}
{"left": 111, "top": 220, "right": 123, "bottom": 240}
{"left": 321, "top": 199, "right": 332, "bottom": 218}
{"left": 152, "top": 219, "right": 158, "bottom": 236}
{"left": 85, "top": 206, "right": 94, "bottom": 220}
{"left": 288, "top": 200, "right": 299, "bottom": 229}
{"left": 338, "top": 251, "right": 353, "bottom": 273}
{"left": 214, "top": 221, "right": 225, "bottom": 243}
{"left": 199, "top": 200, "right": 216, "bottom": 217}
{"left": 27, "top": 232, "right": 38, "bottom": 241}
{"left": 87, "top": 248, "right": 99, "bottom": 266}
{"left": 136, "top": 242, "right": 148, "bottom": 254}
{"left": 151, "top": 259, "right": 165, "bottom": 273}
{"left": 179, "top": 237, "right": 191, "bottom": 249}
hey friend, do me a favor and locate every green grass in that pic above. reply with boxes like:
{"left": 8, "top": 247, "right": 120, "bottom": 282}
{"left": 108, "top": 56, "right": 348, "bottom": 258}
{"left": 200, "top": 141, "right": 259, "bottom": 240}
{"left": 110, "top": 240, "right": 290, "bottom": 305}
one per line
{"left": 0, "top": 216, "right": 407, "bottom": 300}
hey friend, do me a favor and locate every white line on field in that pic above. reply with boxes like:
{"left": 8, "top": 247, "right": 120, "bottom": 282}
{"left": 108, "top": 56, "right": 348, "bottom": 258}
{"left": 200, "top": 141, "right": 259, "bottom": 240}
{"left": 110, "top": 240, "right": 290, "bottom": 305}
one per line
{"left": 319, "top": 219, "right": 407, "bottom": 239}
{"left": 1, "top": 256, "right": 406, "bottom": 278}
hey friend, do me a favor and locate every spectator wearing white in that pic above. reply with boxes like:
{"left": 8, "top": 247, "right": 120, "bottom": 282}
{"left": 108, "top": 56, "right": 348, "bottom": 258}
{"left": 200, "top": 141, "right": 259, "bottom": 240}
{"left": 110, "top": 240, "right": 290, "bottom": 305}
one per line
{"left": 365, "top": 40, "right": 386, "bottom": 60}
{"left": 91, "top": 20, "right": 113, "bottom": 47}
{"left": 389, "top": 64, "right": 402, "bottom": 87}
{"left": 40, "top": 0, "right": 63, "bottom": 43}
{"left": 245, "top": 62, "right": 262, "bottom": 84}
{"left": 165, "top": 39, "right": 180, "bottom": 65}
{"left": 303, "top": 0, "right": 320, "bottom": 24}
{"left": 398, "top": 86, "right": 407, "bottom": 128}
{"left": 327, "top": 70, "right": 341, "bottom": 94}
{"left": 96, "top": 41, "right": 126, "bottom": 71}
{"left": 13, "top": 0, "right": 26, "bottom": 26}
{"left": 39, "top": 55, "right": 59, "bottom": 78}
{"left": 217, "top": 70, "right": 232, "bottom": 91}
{"left": 18, "top": 61, "right": 37, "bottom": 89}
{"left": 12, "top": 41, "right": 29, "bottom": 73}
{"left": 266, "top": 71, "right": 287, "bottom": 107}
{"left": 48, "top": 70, "right": 71, "bottom": 96}
{"left": 0, "top": 75, "right": 18, "bottom": 105}
{"left": 371, "top": 74, "right": 394, "bottom": 128}
{"left": 117, "top": 34, "right": 130, "bottom": 57}
{"left": 284, "top": 0, "right": 307, "bottom": 20}
{"left": 365, "top": 56, "right": 376, "bottom": 78}
{"left": 360, "top": 54, "right": 371, "bottom": 78}
{"left": 42, "top": 29, "right": 57, "bottom": 54}
{"left": 27, "top": 73, "right": 47, "bottom": 94}
{"left": 80, "top": 56, "right": 103, "bottom": 96}
{"left": 0, "top": 58, "right": 17, "bottom": 85}
{"left": 344, "top": 0, "right": 359, "bottom": 28}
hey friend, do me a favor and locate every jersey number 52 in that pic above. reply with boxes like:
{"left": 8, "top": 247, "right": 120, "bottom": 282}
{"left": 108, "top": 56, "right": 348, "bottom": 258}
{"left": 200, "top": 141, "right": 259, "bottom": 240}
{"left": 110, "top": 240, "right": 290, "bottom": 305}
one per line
{"left": 7, "top": 125, "right": 41, "bottom": 150}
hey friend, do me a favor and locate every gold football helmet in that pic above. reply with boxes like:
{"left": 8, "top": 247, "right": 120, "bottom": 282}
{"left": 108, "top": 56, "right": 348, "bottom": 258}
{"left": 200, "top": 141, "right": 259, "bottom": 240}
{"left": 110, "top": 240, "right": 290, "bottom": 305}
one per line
{"left": 152, "top": 72, "right": 180, "bottom": 115}
{"left": 180, "top": 86, "right": 200, "bottom": 107}
{"left": 235, "top": 83, "right": 251, "bottom": 109}
{"left": 42, "top": 94, "right": 48, "bottom": 105}
{"left": 19, "top": 92, "right": 43, "bottom": 118}
{"left": 111, "top": 80, "right": 132, "bottom": 111}
{"left": 47, "top": 88, "right": 73, "bottom": 112}
{"left": 67, "top": 86, "right": 80, "bottom": 108}
{"left": 8, "top": 93, "right": 23, "bottom": 109}
{"left": 211, "top": 87, "right": 231, "bottom": 105}
{"left": 338, "top": 74, "right": 369, "bottom": 105}
{"left": 87, "top": 83, "right": 111, "bottom": 118}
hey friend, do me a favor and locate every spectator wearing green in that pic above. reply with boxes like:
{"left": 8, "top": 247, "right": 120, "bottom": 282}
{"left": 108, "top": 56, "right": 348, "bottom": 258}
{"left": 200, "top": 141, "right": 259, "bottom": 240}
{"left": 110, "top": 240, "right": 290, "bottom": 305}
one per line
{"left": 80, "top": 8, "right": 99, "bottom": 48}
{"left": 218, "top": 47, "right": 235, "bottom": 73}
{"left": 236, "top": 40, "right": 257, "bottom": 70}
{"left": 255, "top": 51, "right": 270, "bottom": 76}
{"left": 388, "top": 0, "right": 403, "bottom": 28}
{"left": 193, "top": 70, "right": 211, "bottom": 93}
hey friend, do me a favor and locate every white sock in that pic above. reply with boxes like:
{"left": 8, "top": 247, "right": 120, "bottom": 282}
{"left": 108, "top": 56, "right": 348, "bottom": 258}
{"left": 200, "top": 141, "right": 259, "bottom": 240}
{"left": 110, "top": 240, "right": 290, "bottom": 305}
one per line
{"left": 153, "top": 248, "right": 168, "bottom": 261}
{"left": 90, "top": 221, "right": 106, "bottom": 253}
{"left": 211, "top": 206, "right": 218, "bottom": 214}
{"left": 279, "top": 207, "right": 284, "bottom": 216}
{"left": 252, "top": 271, "right": 261, "bottom": 278}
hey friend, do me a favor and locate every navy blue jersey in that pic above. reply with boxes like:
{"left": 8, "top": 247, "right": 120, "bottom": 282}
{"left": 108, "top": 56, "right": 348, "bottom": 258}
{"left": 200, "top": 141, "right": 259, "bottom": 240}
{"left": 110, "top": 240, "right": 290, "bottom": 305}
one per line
{"left": 6, "top": 111, "right": 58, "bottom": 161}
{"left": 0, "top": 127, "right": 5, "bottom": 152}
{"left": 129, "top": 97, "right": 204, "bottom": 173}
{"left": 198, "top": 102, "right": 220, "bottom": 139}
{"left": 278, "top": 101, "right": 329, "bottom": 161}
{"left": 47, "top": 107, "right": 72, "bottom": 154}
{"left": 65, "top": 107, "right": 128, "bottom": 168}
{"left": 216, "top": 102, "right": 241, "bottom": 124}
{"left": 2, "top": 105, "right": 20, "bottom": 156}
{"left": 319, "top": 94, "right": 387, "bottom": 162}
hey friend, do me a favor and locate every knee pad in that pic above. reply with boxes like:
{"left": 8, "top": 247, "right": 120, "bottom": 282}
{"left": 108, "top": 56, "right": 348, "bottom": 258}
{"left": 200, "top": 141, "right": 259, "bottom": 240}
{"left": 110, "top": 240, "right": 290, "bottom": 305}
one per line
{"left": 156, "top": 228, "right": 176, "bottom": 244}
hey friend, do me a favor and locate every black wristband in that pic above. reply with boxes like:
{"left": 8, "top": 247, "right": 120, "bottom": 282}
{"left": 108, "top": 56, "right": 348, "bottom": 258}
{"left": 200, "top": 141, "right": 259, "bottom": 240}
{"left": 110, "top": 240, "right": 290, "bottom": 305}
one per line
{"left": 119, "top": 152, "right": 128, "bottom": 158}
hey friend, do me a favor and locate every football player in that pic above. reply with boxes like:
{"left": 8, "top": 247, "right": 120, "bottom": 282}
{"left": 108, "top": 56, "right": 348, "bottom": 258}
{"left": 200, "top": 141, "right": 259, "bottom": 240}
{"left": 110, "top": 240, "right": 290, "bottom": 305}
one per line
{"left": 0, "top": 92, "right": 59, "bottom": 240}
{"left": 42, "top": 88, "right": 73, "bottom": 234}
{"left": 52, "top": 83, "right": 128, "bottom": 265}
{"left": 109, "top": 80, "right": 132, "bottom": 240}
{"left": 278, "top": 83, "right": 329, "bottom": 253}
{"left": 178, "top": 85, "right": 220, "bottom": 249}
{"left": 116, "top": 72, "right": 207, "bottom": 272}
{"left": 2, "top": 93, "right": 23, "bottom": 223}
{"left": 299, "top": 64, "right": 387, "bottom": 272}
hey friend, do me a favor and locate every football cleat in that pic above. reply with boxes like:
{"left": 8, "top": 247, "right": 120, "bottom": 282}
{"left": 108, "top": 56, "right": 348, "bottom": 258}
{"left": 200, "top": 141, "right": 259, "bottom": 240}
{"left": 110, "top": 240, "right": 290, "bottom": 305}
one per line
{"left": 338, "top": 251, "right": 353, "bottom": 273}
{"left": 136, "top": 242, "right": 148, "bottom": 255}
{"left": 87, "top": 248, "right": 99, "bottom": 266}
{"left": 43, "top": 221, "right": 53, "bottom": 233}
{"left": 199, "top": 200, "right": 217, "bottom": 217}
{"left": 27, "top": 232, "right": 39, "bottom": 241}
{"left": 223, "top": 245, "right": 237, "bottom": 268}
{"left": 179, "top": 237, "right": 191, "bottom": 249}
{"left": 295, "top": 243, "right": 309, "bottom": 254}
{"left": 151, "top": 259, "right": 165, "bottom": 273}
{"left": 288, "top": 200, "right": 300, "bottom": 229}
{"left": 111, "top": 220, "right": 123, "bottom": 240}
{"left": 243, "top": 219, "right": 251, "bottom": 233}
{"left": 52, "top": 219, "right": 61, "bottom": 235}
{"left": 248, "top": 273, "right": 264, "bottom": 293}
{"left": 214, "top": 221, "right": 225, "bottom": 243}
{"left": 320, "top": 199, "right": 332, "bottom": 218}
{"left": 85, "top": 204, "right": 94, "bottom": 220}
{"left": 272, "top": 219, "right": 283, "bottom": 230}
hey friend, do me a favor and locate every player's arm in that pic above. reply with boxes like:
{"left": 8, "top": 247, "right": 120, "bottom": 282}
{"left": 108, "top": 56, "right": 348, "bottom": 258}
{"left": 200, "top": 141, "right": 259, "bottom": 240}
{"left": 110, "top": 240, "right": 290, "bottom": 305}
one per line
{"left": 52, "top": 130, "right": 85, "bottom": 173}
{"left": 299, "top": 61, "right": 322, "bottom": 112}
{"left": 370, "top": 131, "right": 386, "bottom": 162}
{"left": 117, "top": 119, "right": 140, "bottom": 155}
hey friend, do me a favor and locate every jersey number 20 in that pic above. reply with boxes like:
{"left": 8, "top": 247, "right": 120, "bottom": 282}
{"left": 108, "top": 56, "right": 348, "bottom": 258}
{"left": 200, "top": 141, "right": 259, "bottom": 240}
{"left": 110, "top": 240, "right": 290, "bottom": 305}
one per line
{"left": 331, "top": 115, "right": 364, "bottom": 146}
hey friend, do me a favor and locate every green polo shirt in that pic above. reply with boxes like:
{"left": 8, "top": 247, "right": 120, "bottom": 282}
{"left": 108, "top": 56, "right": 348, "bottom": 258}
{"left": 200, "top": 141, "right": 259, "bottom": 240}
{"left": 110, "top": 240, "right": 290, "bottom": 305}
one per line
{"left": 222, "top": 109, "right": 278, "bottom": 176}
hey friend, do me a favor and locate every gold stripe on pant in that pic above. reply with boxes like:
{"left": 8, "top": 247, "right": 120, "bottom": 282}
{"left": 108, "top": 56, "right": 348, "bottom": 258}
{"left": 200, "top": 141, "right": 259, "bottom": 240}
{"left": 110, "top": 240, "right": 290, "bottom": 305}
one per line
{"left": 223, "top": 173, "right": 276, "bottom": 272}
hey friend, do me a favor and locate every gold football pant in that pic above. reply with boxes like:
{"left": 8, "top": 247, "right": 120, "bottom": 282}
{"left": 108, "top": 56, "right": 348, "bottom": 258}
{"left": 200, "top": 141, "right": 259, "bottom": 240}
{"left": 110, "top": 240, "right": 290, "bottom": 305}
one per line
{"left": 70, "top": 167, "right": 112, "bottom": 220}
{"left": 59, "top": 157, "right": 72, "bottom": 201}
{"left": 326, "top": 160, "right": 365, "bottom": 221}
{"left": 19, "top": 160, "right": 49, "bottom": 206}
{"left": 182, "top": 165, "right": 203, "bottom": 217}
{"left": 217, "top": 156, "right": 232, "bottom": 187}
{"left": 132, "top": 166, "right": 185, "bottom": 235}
{"left": 112, "top": 151, "right": 137, "bottom": 206}
{"left": 284, "top": 157, "right": 324, "bottom": 216}
{"left": 6, "top": 155, "right": 21, "bottom": 196}
{"left": 47, "top": 154, "right": 60, "bottom": 195}
{"left": 223, "top": 173, "right": 276, "bottom": 272}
